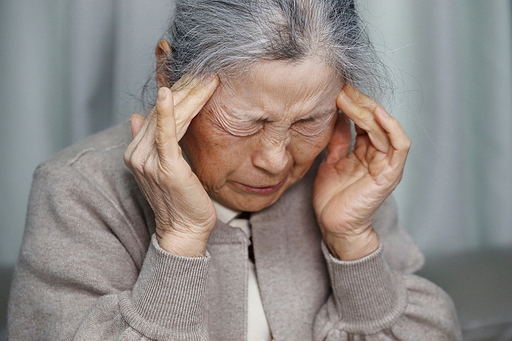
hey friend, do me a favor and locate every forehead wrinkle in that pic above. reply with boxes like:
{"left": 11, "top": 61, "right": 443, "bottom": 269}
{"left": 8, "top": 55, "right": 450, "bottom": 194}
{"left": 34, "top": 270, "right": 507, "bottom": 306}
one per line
{"left": 212, "top": 59, "right": 342, "bottom": 122}
{"left": 260, "top": 83, "right": 339, "bottom": 122}
{"left": 208, "top": 80, "right": 264, "bottom": 121}
{"left": 255, "top": 61, "right": 341, "bottom": 120}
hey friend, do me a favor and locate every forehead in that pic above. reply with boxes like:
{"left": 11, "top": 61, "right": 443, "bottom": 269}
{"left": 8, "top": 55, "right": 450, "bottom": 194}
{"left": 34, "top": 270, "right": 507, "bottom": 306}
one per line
{"left": 211, "top": 59, "right": 343, "bottom": 119}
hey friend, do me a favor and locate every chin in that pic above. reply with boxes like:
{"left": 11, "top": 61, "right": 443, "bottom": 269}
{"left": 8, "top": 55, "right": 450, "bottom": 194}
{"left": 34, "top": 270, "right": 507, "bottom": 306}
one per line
{"left": 219, "top": 192, "right": 284, "bottom": 212}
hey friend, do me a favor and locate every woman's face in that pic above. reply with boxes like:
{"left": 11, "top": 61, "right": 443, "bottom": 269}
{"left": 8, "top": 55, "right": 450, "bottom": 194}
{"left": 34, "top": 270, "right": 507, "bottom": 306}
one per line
{"left": 180, "top": 59, "right": 347, "bottom": 212}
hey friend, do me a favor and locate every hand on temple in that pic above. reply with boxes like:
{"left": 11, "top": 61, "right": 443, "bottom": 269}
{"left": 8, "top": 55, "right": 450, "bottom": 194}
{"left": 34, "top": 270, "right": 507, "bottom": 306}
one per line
{"left": 314, "top": 84, "right": 411, "bottom": 261}
{"left": 124, "top": 77, "right": 220, "bottom": 257}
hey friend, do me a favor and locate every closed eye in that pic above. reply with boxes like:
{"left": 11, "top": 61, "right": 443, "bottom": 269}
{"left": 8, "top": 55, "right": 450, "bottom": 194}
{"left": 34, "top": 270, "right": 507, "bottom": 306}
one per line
{"left": 225, "top": 119, "right": 264, "bottom": 137}
{"left": 229, "top": 122, "right": 263, "bottom": 137}
{"left": 211, "top": 109, "right": 265, "bottom": 137}
{"left": 292, "top": 114, "right": 335, "bottom": 136}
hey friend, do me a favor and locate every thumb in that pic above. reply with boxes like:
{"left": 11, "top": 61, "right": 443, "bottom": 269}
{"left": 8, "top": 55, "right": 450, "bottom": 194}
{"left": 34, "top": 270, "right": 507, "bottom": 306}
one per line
{"left": 155, "top": 87, "right": 181, "bottom": 162}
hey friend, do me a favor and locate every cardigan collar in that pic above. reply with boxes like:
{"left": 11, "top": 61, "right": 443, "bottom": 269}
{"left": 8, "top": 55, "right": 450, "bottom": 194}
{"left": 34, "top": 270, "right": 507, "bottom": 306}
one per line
{"left": 205, "top": 156, "right": 330, "bottom": 340}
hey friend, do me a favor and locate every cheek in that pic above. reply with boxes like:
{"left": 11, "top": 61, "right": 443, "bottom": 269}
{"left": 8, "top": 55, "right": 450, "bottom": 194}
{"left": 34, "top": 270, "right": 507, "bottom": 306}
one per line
{"left": 180, "top": 114, "right": 249, "bottom": 187}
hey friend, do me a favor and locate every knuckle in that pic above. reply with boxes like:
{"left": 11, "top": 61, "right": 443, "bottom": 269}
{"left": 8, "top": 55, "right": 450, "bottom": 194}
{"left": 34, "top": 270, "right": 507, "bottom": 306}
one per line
{"left": 143, "top": 165, "right": 155, "bottom": 180}
{"left": 143, "top": 156, "right": 157, "bottom": 177}
{"left": 130, "top": 151, "right": 147, "bottom": 174}
{"left": 123, "top": 149, "right": 132, "bottom": 168}
{"left": 404, "top": 136, "right": 412, "bottom": 149}
{"left": 353, "top": 108, "right": 371, "bottom": 124}
{"left": 350, "top": 88, "right": 364, "bottom": 102}
{"left": 135, "top": 163, "right": 146, "bottom": 175}
{"left": 396, "top": 137, "right": 411, "bottom": 152}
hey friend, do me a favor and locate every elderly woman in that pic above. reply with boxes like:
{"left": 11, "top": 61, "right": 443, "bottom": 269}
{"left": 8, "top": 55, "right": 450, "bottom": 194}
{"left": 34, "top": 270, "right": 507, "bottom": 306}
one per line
{"left": 8, "top": 0, "right": 461, "bottom": 340}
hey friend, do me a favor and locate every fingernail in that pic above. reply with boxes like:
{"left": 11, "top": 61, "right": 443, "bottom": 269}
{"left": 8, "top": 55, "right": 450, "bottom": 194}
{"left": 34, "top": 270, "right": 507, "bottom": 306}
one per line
{"left": 158, "top": 87, "right": 167, "bottom": 101}
{"left": 343, "top": 92, "right": 352, "bottom": 103}
{"left": 375, "top": 106, "right": 388, "bottom": 119}
{"left": 203, "top": 74, "right": 215, "bottom": 84}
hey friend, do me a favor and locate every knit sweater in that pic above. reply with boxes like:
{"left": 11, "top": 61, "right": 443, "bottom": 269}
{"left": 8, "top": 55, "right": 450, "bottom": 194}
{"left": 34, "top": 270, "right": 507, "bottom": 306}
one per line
{"left": 8, "top": 122, "right": 462, "bottom": 340}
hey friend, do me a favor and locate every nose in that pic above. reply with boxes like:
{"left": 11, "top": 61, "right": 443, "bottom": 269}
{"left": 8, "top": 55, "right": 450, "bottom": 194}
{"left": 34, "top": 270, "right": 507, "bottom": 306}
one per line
{"left": 251, "top": 133, "right": 291, "bottom": 175}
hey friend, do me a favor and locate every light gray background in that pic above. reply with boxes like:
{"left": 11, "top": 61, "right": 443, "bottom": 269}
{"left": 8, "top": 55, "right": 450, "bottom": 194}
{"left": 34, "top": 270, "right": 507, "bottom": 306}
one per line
{"left": 1, "top": 0, "right": 511, "bottom": 268}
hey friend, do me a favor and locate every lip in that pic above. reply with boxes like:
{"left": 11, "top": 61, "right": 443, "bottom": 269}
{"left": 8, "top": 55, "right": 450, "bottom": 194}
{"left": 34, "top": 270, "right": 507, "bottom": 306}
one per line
{"left": 236, "top": 176, "right": 288, "bottom": 194}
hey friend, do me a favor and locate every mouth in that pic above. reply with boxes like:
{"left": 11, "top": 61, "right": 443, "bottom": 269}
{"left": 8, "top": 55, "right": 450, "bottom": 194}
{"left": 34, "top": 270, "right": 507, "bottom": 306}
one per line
{"left": 236, "top": 176, "right": 288, "bottom": 195}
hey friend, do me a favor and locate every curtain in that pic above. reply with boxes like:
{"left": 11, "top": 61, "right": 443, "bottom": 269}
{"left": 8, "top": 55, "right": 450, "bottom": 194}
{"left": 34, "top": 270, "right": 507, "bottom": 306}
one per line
{"left": 0, "top": 0, "right": 172, "bottom": 266}
{"left": 362, "top": 0, "right": 512, "bottom": 254}
{"left": 1, "top": 0, "right": 511, "bottom": 267}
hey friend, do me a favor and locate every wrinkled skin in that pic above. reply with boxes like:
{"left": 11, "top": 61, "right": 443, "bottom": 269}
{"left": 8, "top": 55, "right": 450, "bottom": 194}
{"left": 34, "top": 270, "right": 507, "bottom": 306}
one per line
{"left": 179, "top": 60, "right": 343, "bottom": 213}
{"left": 313, "top": 86, "right": 409, "bottom": 260}
{"left": 124, "top": 40, "right": 410, "bottom": 260}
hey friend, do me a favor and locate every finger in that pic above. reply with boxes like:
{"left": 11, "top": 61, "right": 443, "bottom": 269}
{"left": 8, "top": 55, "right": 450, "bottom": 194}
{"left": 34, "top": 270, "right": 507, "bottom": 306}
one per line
{"left": 343, "top": 84, "right": 390, "bottom": 149}
{"left": 343, "top": 84, "right": 382, "bottom": 113}
{"left": 169, "top": 74, "right": 192, "bottom": 92}
{"left": 374, "top": 106, "right": 411, "bottom": 166}
{"left": 170, "top": 75, "right": 206, "bottom": 107}
{"left": 337, "top": 86, "right": 390, "bottom": 153}
{"left": 125, "top": 110, "right": 156, "bottom": 168}
{"left": 127, "top": 111, "right": 158, "bottom": 174}
{"left": 155, "top": 87, "right": 180, "bottom": 162}
{"left": 171, "top": 87, "right": 192, "bottom": 106}
{"left": 325, "top": 113, "right": 351, "bottom": 164}
{"left": 174, "top": 75, "right": 219, "bottom": 140}
{"left": 352, "top": 133, "right": 371, "bottom": 168}
{"left": 129, "top": 107, "right": 157, "bottom": 147}
{"left": 130, "top": 113, "right": 145, "bottom": 138}
{"left": 142, "top": 147, "right": 162, "bottom": 180}
{"left": 138, "top": 108, "right": 159, "bottom": 146}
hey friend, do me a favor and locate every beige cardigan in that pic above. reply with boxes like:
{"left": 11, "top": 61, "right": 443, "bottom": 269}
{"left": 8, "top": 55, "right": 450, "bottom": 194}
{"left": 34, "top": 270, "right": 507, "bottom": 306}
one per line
{"left": 8, "top": 123, "right": 462, "bottom": 340}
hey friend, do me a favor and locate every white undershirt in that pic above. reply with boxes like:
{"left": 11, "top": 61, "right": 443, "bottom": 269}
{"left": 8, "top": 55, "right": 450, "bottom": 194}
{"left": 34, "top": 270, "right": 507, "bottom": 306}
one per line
{"left": 213, "top": 201, "right": 272, "bottom": 341}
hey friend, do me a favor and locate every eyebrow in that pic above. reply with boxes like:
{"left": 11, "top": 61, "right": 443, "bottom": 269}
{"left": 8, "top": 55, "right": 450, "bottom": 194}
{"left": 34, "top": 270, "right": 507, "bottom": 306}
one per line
{"left": 300, "top": 109, "right": 337, "bottom": 121}
{"left": 230, "top": 107, "right": 336, "bottom": 122}
{"left": 225, "top": 108, "right": 265, "bottom": 121}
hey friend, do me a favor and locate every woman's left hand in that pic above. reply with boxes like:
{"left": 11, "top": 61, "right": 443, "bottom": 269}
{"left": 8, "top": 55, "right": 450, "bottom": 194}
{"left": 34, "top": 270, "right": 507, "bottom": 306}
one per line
{"left": 313, "top": 84, "right": 411, "bottom": 261}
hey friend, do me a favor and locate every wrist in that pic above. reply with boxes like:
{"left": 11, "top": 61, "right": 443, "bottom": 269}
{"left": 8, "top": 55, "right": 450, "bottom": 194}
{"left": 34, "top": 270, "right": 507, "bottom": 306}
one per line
{"left": 323, "top": 227, "right": 380, "bottom": 261}
{"left": 156, "top": 229, "right": 210, "bottom": 257}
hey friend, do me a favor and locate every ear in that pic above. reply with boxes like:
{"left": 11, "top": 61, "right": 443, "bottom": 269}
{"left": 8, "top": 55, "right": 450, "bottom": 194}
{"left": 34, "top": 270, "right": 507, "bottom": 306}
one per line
{"left": 155, "top": 39, "right": 172, "bottom": 88}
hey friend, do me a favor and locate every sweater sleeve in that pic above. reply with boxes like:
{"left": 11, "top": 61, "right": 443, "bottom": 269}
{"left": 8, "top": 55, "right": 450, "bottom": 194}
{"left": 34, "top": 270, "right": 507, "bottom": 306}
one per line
{"left": 312, "top": 200, "right": 462, "bottom": 340}
{"left": 313, "top": 244, "right": 462, "bottom": 340}
{"left": 8, "top": 160, "right": 210, "bottom": 341}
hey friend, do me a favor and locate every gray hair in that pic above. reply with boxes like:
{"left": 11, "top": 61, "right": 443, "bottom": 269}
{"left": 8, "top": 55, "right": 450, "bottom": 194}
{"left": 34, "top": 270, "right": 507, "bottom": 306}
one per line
{"left": 143, "top": 0, "right": 391, "bottom": 105}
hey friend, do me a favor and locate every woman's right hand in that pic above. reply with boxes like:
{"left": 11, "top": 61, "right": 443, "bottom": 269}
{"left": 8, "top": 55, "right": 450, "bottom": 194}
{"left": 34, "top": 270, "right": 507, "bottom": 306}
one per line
{"left": 124, "top": 77, "right": 219, "bottom": 257}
